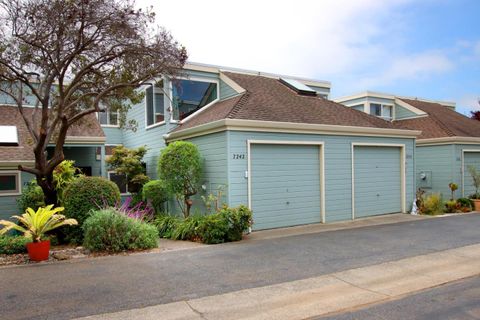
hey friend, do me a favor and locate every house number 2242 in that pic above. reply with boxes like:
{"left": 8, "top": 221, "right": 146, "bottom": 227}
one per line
{"left": 232, "top": 154, "right": 245, "bottom": 160}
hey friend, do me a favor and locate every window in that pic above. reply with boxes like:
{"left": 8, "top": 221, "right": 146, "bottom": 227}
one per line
{"left": 0, "top": 171, "right": 20, "bottom": 195}
{"left": 370, "top": 103, "right": 393, "bottom": 120}
{"left": 108, "top": 171, "right": 128, "bottom": 194}
{"left": 351, "top": 104, "right": 364, "bottom": 112}
{"left": 146, "top": 83, "right": 165, "bottom": 127}
{"left": 98, "top": 107, "right": 119, "bottom": 126}
{"left": 172, "top": 79, "right": 218, "bottom": 121}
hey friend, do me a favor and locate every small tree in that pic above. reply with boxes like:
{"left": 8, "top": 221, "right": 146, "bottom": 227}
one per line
{"left": 470, "top": 100, "right": 480, "bottom": 121}
{"left": 448, "top": 182, "right": 458, "bottom": 200}
{"left": 158, "top": 141, "right": 201, "bottom": 218}
{"left": 106, "top": 146, "right": 149, "bottom": 193}
{"left": 0, "top": 0, "right": 187, "bottom": 205}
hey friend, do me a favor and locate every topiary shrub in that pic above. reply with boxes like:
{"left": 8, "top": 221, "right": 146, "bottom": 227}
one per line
{"left": 17, "top": 181, "right": 45, "bottom": 213}
{"left": 63, "top": 176, "right": 120, "bottom": 243}
{"left": 0, "top": 235, "right": 31, "bottom": 254}
{"left": 142, "top": 180, "right": 169, "bottom": 214}
{"left": 83, "top": 209, "right": 158, "bottom": 252}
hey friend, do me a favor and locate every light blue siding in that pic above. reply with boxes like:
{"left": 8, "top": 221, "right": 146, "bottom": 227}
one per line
{"left": 463, "top": 152, "right": 480, "bottom": 197}
{"left": 62, "top": 147, "right": 102, "bottom": 176}
{"left": 0, "top": 171, "right": 35, "bottom": 219}
{"left": 219, "top": 79, "right": 238, "bottom": 100}
{"left": 102, "top": 127, "right": 123, "bottom": 145}
{"left": 227, "top": 131, "right": 415, "bottom": 223}
{"left": 250, "top": 144, "right": 321, "bottom": 230}
{"left": 354, "top": 146, "right": 401, "bottom": 217}
{"left": 341, "top": 97, "right": 367, "bottom": 106}
{"left": 456, "top": 145, "right": 480, "bottom": 197}
{"left": 395, "top": 104, "right": 418, "bottom": 120}
{"left": 416, "top": 145, "right": 455, "bottom": 197}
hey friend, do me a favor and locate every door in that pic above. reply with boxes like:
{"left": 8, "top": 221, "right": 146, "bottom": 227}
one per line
{"left": 250, "top": 144, "right": 321, "bottom": 230}
{"left": 354, "top": 146, "right": 402, "bottom": 217}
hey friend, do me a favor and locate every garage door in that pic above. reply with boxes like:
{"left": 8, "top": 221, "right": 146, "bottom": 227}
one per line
{"left": 250, "top": 144, "right": 321, "bottom": 230}
{"left": 354, "top": 146, "right": 402, "bottom": 218}
{"left": 464, "top": 152, "right": 480, "bottom": 197}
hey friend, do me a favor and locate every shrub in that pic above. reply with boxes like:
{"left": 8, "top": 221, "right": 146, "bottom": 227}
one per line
{"left": 171, "top": 214, "right": 204, "bottom": 241}
{"left": 17, "top": 181, "right": 45, "bottom": 213}
{"left": 0, "top": 235, "right": 31, "bottom": 254}
{"left": 83, "top": 209, "right": 158, "bottom": 252}
{"left": 110, "top": 197, "right": 154, "bottom": 222}
{"left": 106, "top": 146, "right": 149, "bottom": 194}
{"left": 444, "top": 200, "right": 459, "bottom": 213}
{"left": 53, "top": 160, "right": 81, "bottom": 205}
{"left": 154, "top": 214, "right": 180, "bottom": 238}
{"left": 220, "top": 205, "right": 253, "bottom": 242}
{"left": 457, "top": 198, "right": 473, "bottom": 212}
{"left": 421, "top": 193, "right": 443, "bottom": 215}
{"left": 63, "top": 176, "right": 120, "bottom": 243}
{"left": 158, "top": 141, "right": 202, "bottom": 217}
{"left": 196, "top": 214, "right": 229, "bottom": 244}
{"left": 142, "top": 180, "right": 169, "bottom": 213}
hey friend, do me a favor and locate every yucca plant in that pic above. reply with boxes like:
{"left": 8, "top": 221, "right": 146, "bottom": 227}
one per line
{"left": 0, "top": 205, "right": 78, "bottom": 242}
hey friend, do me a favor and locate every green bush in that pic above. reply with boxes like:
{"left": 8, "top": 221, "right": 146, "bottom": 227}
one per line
{"left": 220, "top": 205, "right": 253, "bottom": 242}
{"left": 154, "top": 214, "right": 181, "bottom": 238}
{"left": 142, "top": 180, "right": 169, "bottom": 213}
{"left": 0, "top": 235, "right": 31, "bottom": 254}
{"left": 421, "top": 193, "right": 443, "bottom": 215}
{"left": 17, "top": 181, "right": 45, "bottom": 213}
{"left": 83, "top": 209, "right": 158, "bottom": 252}
{"left": 63, "top": 176, "right": 120, "bottom": 243}
{"left": 197, "top": 214, "right": 230, "bottom": 244}
{"left": 457, "top": 198, "right": 473, "bottom": 212}
{"left": 444, "top": 200, "right": 458, "bottom": 213}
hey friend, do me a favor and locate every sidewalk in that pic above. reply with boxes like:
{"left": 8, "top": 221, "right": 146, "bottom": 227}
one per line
{"left": 77, "top": 243, "right": 480, "bottom": 320}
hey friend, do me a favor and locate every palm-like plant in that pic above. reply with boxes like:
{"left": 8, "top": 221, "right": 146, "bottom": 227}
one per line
{"left": 0, "top": 205, "right": 78, "bottom": 242}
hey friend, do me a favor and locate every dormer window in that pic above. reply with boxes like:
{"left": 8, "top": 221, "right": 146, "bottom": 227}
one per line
{"left": 370, "top": 103, "right": 393, "bottom": 121}
{"left": 171, "top": 78, "right": 218, "bottom": 121}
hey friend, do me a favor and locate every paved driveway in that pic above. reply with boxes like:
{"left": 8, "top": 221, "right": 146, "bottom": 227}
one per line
{"left": 1, "top": 214, "right": 480, "bottom": 320}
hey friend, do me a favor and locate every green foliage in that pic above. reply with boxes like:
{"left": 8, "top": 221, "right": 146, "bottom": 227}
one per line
{"left": 421, "top": 193, "right": 444, "bottom": 215}
{"left": 468, "top": 166, "right": 480, "bottom": 198}
{"left": 154, "top": 205, "right": 253, "bottom": 244}
{"left": 457, "top": 198, "right": 473, "bottom": 212}
{"left": 0, "top": 205, "right": 78, "bottom": 242}
{"left": 83, "top": 209, "right": 158, "bottom": 252}
{"left": 444, "top": 200, "right": 459, "bottom": 213}
{"left": 0, "top": 235, "right": 31, "bottom": 254}
{"left": 158, "top": 141, "right": 202, "bottom": 218}
{"left": 201, "top": 185, "right": 226, "bottom": 214}
{"left": 142, "top": 180, "right": 169, "bottom": 213}
{"left": 17, "top": 181, "right": 45, "bottom": 213}
{"left": 107, "top": 146, "right": 149, "bottom": 193}
{"left": 53, "top": 160, "right": 81, "bottom": 204}
{"left": 63, "top": 176, "right": 120, "bottom": 243}
{"left": 448, "top": 182, "right": 458, "bottom": 200}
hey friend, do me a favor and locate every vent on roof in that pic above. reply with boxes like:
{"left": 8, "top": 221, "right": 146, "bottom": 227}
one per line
{"left": 0, "top": 126, "right": 19, "bottom": 146}
{"left": 279, "top": 78, "right": 317, "bottom": 96}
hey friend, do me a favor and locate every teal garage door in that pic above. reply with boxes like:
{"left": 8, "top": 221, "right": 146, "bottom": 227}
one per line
{"left": 250, "top": 144, "right": 321, "bottom": 230}
{"left": 463, "top": 152, "right": 480, "bottom": 197}
{"left": 354, "top": 146, "right": 402, "bottom": 218}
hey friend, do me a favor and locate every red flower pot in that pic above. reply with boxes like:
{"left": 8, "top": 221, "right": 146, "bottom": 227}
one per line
{"left": 27, "top": 240, "right": 50, "bottom": 261}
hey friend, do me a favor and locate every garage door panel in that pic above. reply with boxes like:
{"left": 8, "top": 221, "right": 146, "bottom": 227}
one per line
{"left": 354, "top": 146, "right": 401, "bottom": 218}
{"left": 464, "top": 152, "right": 480, "bottom": 197}
{"left": 251, "top": 144, "right": 321, "bottom": 230}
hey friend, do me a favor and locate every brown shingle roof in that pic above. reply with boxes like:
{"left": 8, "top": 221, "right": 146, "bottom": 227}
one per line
{"left": 0, "top": 105, "right": 104, "bottom": 162}
{"left": 395, "top": 98, "right": 480, "bottom": 139}
{"left": 173, "top": 72, "right": 397, "bottom": 132}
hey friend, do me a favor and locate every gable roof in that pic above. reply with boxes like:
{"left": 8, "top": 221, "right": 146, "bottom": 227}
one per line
{"left": 173, "top": 72, "right": 399, "bottom": 133}
{"left": 0, "top": 105, "right": 105, "bottom": 163}
{"left": 395, "top": 98, "right": 480, "bottom": 139}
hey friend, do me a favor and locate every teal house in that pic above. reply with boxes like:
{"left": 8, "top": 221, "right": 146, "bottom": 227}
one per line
{"left": 0, "top": 64, "right": 421, "bottom": 230}
{"left": 335, "top": 92, "right": 480, "bottom": 199}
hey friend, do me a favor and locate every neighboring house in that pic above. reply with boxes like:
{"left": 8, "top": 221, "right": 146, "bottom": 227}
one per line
{"left": 335, "top": 92, "right": 480, "bottom": 199}
{"left": 0, "top": 105, "right": 106, "bottom": 218}
{"left": 0, "top": 64, "right": 421, "bottom": 230}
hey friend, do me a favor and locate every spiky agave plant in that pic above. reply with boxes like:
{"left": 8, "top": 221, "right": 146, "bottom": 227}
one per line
{"left": 0, "top": 205, "right": 78, "bottom": 242}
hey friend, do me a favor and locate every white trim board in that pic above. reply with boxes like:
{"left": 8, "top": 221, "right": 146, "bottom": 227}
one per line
{"left": 247, "top": 140, "right": 326, "bottom": 224}
{"left": 417, "top": 137, "right": 480, "bottom": 146}
{"left": 351, "top": 143, "right": 407, "bottom": 220}
{"left": 461, "top": 149, "right": 480, "bottom": 198}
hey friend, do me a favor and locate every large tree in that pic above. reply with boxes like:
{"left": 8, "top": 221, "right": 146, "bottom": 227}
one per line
{"left": 470, "top": 99, "right": 480, "bottom": 121}
{"left": 0, "top": 0, "right": 187, "bottom": 205}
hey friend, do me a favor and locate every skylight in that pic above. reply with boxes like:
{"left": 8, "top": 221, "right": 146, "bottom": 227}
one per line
{"left": 0, "top": 126, "right": 19, "bottom": 146}
{"left": 279, "top": 78, "right": 317, "bottom": 96}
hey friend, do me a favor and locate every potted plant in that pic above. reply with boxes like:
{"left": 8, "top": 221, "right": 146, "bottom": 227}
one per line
{"left": 0, "top": 205, "right": 77, "bottom": 261}
{"left": 467, "top": 166, "right": 480, "bottom": 212}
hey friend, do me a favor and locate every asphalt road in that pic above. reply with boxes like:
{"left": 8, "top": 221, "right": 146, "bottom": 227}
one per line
{"left": 318, "top": 276, "right": 480, "bottom": 320}
{"left": 1, "top": 214, "right": 480, "bottom": 320}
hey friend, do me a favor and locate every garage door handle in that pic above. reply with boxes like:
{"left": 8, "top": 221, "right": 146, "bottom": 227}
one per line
{"left": 377, "top": 194, "right": 380, "bottom": 197}
{"left": 286, "top": 201, "right": 290, "bottom": 205}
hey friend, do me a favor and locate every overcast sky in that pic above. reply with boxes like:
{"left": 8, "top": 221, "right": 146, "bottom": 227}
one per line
{"left": 137, "top": 0, "right": 479, "bottom": 114}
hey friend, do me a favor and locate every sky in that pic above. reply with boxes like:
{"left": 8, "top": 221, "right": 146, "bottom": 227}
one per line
{"left": 137, "top": 0, "right": 479, "bottom": 115}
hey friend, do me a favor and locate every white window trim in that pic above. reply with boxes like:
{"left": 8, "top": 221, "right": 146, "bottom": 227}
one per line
{"left": 97, "top": 106, "right": 120, "bottom": 128}
{"left": 169, "top": 75, "right": 220, "bottom": 124}
{"left": 145, "top": 82, "right": 166, "bottom": 130}
{"left": 107, "top": 171, "right": 130, "bottom": 195}
{"left": 351, "top": 143, "right": 406, "bottom": 220}
{"left": 0, "top": 170, "right": 22, "bottom": 196}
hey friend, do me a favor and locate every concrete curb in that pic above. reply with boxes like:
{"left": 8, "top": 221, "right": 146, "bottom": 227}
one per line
{"left": 76, "top": 243, "right": 480, "bottom": 320}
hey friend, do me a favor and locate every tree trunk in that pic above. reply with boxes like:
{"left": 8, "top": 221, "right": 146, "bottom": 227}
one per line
{"left": 36, "top": 172, "right": 58, "bottom": 206}
{"left": 185, "top": 198, "right": 193, "bottom": 218}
